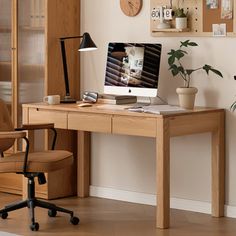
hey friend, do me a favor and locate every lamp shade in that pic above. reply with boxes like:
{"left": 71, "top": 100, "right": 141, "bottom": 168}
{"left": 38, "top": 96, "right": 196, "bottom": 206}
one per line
{"left": 79, "top": 32, "right": 97, "bottom": 51}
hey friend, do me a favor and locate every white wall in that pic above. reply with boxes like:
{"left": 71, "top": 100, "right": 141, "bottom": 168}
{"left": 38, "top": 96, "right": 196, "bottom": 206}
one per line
{"left": 80, "top": 0, "right": 236, "bottom": 207}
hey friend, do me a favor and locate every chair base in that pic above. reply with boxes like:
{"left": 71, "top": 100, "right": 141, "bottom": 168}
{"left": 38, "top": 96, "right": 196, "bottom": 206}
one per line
{"left": 0, "top": 175, "right": 79, "bottom": 231}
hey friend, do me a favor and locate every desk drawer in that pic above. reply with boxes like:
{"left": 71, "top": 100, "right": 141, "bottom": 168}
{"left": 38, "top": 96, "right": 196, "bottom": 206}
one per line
{"left": 113, "top": 116, "right": 157, "bottom": 137}
{"left": 68, "top": 112, "right": 112, "bottom": 133}
{"left": 28, "top": 108, "right": 67, "bottom": 129}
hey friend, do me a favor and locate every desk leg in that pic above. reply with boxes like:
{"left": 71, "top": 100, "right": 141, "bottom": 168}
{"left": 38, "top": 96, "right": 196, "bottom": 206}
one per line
{"left": 77, "top": 131, "right": 91, "bottom": 197}
{"left": 156, "top": 118, "right": 170, "bottom": 229}
{"left": 211, "top": 112, "right": 225, "bottom": 217}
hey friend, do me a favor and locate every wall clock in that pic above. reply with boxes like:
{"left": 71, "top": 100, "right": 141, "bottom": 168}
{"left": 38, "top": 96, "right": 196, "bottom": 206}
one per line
{"left": 120, "top": 0, "right": 143, "bottom": 17}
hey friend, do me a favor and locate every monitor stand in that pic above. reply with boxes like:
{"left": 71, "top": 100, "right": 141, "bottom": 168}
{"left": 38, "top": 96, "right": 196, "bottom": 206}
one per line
{"left": 135, "top": 96, "right": 151, "bottom": 106}
{"left": 136, "top": 95, "right": 167, "bottom": 106}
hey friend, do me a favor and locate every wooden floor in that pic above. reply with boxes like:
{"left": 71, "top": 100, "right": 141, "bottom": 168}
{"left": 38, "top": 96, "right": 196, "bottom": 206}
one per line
{"left": 0, "top": 193, "right": 235, "bottom": 236}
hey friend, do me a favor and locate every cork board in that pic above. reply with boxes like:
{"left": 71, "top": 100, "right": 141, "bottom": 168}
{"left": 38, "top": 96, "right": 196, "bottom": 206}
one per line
{"left": 203, "top": 0, "right": 233, "bottom": 32}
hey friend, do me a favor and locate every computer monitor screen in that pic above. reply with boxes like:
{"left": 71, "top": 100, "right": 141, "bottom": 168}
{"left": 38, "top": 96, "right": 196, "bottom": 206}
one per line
{"left": 104, "top": 42, "right": 162, "bottom": 97}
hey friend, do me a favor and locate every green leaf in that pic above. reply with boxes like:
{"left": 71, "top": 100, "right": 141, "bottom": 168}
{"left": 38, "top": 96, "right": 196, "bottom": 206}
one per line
{"left": 180, "top": 40, "right": 198, "bottom": 47}
{"left": 180, "top": 40, "right": 190, "bottom": 47}
{"left": 203, "top": 64, "right": 210, "bottom": 74}
{"left": 169, "top": 64, "right": 179, "bottom": 76}
{"left": 174, "top": 49, "right": 185, "bottom": 60}
{"left": 203, "top": 64, "right": 223, "bottom": 77}
{"left": 186, "top": 69, "right": 194, "bottom": 75}
{"left": 178, "top": 66, "right": 185, "bottom": 74}
{"left": 169, "top": 64, "right": 178, "bottom": 69}
{"left": 167, "top": 49, "right": 176, "bottom": 56}
{"left": 209, "top": 68, "right": 223, "bottom": 78}
{"left": 188, "top": 42, "right": 198, "bottom": 46}
{"left": 168, "top": 55, "right": 175, "bottom": 65}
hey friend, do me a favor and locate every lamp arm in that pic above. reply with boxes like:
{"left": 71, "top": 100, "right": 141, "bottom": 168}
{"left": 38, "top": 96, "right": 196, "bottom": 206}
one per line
{"left": 60, "top": 39, "right": 70, "bottom": 96}
{"left": 60, "top": 35, "right": 83, "bottom": 40}
{"left": 59, "top": 33, "right": 96, "bottom": 103}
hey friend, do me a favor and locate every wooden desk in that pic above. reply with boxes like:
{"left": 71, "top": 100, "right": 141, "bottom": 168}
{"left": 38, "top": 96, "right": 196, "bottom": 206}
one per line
{"left": 22, "top": 103, "right": 225, "bottom": 229}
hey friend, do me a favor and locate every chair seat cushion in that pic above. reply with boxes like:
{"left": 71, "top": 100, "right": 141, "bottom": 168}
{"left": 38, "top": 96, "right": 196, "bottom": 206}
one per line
{"left": 0, "top": 150, "right": 73, "bottom": 173}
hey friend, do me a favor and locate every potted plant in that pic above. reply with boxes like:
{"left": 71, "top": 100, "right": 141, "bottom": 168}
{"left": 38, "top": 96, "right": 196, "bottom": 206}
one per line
{"left": 167, "top": 40, "right": 223, "bottom": 109}
{"left": 175, "top": 8, "right": 187, "bottom": 29}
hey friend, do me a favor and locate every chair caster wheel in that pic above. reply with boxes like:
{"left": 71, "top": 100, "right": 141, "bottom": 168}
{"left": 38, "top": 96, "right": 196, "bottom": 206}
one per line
{"left": 30, "top": 222, "right": 39, "bottom": 231}
{"left": 70, "top": 216, "right": 79, "bottom": 225}
{"left": 48, "top": 209, "right": 57, "bottom": 217}
{"left": 0, "top": 212, "right": 8, "bottom": 219}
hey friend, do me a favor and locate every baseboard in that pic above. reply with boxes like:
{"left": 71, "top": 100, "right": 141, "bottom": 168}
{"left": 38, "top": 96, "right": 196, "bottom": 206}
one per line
{"left": 90, "top": 186, "right": 236, "bottom": 218}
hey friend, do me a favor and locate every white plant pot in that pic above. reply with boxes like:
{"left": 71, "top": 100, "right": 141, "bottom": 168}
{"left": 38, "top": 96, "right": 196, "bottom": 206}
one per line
{"left": 175, "top": 17, "right": 187, "bottom": 29}
{"left": 176, "top": 87, "right": 198, "bottom": 109}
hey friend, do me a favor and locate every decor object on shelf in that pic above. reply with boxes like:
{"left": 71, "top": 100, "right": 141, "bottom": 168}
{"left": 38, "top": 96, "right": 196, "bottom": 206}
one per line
{"left": 157, "top": 6, "right": 171, "bottom": 29}
{"left": 120, "top": 0, "right": 143, "bottom": 17}
{"left": 60, "top": 32, "right": 97, "bottom": 103}
{"left": 167, "top": 40, "right": 223, "bottom": 109}
{"left": 175, "top": 8, "right": 187, "bottom": 29}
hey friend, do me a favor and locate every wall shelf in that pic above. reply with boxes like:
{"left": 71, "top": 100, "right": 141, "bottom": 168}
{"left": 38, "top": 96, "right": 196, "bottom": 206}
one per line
{"left": 153, "top": 28, "right": 190, "bottom": 32}
{"left": 150, "top": 0, "right": 236, "bottom": 37}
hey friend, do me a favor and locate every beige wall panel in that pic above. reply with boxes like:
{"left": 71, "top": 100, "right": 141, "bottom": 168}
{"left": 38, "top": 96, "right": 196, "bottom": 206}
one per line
{"left": 81, "top": 0, "right": 236, "bottom": 207}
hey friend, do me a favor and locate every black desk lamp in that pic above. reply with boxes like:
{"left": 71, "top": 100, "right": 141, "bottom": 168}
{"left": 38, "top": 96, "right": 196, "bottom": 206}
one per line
{"left": 59, "top": 32, "right": 97, "bottom": 103}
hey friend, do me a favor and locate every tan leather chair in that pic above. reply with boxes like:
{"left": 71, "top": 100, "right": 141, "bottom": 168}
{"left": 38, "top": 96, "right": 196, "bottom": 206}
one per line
{"left": 0, "top": 99, "right": 79, "bottom": 231}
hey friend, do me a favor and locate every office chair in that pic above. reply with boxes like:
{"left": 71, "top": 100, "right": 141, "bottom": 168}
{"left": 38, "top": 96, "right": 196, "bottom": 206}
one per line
{"left": 0, "top": 99, "right": 79, "bottom": 231}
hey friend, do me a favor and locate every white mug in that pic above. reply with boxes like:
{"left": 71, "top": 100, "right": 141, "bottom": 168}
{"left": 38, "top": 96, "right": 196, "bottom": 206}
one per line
{"left": 43, "top": 95, "right": 60, "bottom": 105}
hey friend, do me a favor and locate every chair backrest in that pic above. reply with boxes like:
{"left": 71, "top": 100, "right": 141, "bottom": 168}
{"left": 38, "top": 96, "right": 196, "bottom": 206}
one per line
{"left": 0, "top": 99, "right": 15, "bottom": 152}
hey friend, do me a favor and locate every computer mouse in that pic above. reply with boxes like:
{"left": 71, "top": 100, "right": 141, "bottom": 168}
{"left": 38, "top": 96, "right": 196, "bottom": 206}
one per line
{"left": 77, "top": 103, "right": 93, "bottom": 107}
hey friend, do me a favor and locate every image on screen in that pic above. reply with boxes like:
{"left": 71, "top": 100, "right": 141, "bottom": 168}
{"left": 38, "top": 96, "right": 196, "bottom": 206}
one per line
{"left": 104, "top": 43, "right": 162, "bottom": 89}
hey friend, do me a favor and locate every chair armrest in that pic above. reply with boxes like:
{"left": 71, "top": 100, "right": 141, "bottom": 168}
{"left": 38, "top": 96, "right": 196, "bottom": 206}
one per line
{"left": 16, "top": 123, "right": 57, "bottom": 150}
{"left": 16, "top": 123, "right": 54, "bottom": 131}
{"left": 0, "top": 131, "right": 27, "bottom": 139}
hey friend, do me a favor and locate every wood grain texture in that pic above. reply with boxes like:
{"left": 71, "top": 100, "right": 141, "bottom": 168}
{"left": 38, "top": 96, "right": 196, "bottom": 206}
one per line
{"left": 77, "top": 131, "right": 91, "bottom": 197}
{"left": 211, "top": 111, "right": 225, "bottom": 217}
{"left": 68, "top": 113, "right": 112, "bottom": 133}
{"left": 21, "top": 107, "right": 77, "bottom": 200}
{"left": 12, "top": 0, "right": 18, "bottom": 128}
{"left": 156, "top": 117, "right": 170, "bottom": 229}
{"left": 28, "top": 108, "right": 68, "bottom": 129}
{"left": 113, "top": 115, "right": 157, "bottom": 137}
{"left": 169, "top": 112, "right": 220, "bottom": 137}
{"left": 0, "top": 0, "right": 80, "bottom": 199}
{"left": 120, "top": 0, "right": 143, "bottom": 16}
{"left": 46, "top": 0, "right": 80, "bottom": 99}
{"left": 22, "top": 103, "right": 225, "bottom": 228}
{"left": 0, "top": 173, "right": 22, "bottom": 195}
{"left": 0, "top": 193, "right": 236, "bottom": 235}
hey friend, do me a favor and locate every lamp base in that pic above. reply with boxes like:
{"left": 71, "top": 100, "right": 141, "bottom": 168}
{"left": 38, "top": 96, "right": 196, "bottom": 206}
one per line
{"left": 60, "top": 97, "right": 77, "bottom": 103}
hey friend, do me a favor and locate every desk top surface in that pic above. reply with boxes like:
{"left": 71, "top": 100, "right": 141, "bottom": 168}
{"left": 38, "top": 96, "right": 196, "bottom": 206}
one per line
{"left": 22, "top": 102, "right": 224, "bottom": 118}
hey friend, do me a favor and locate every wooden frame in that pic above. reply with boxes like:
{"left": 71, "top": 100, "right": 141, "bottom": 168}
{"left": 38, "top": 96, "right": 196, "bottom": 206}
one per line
{"left": 0, "top": 0, "right": 80, "bottom": 199}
